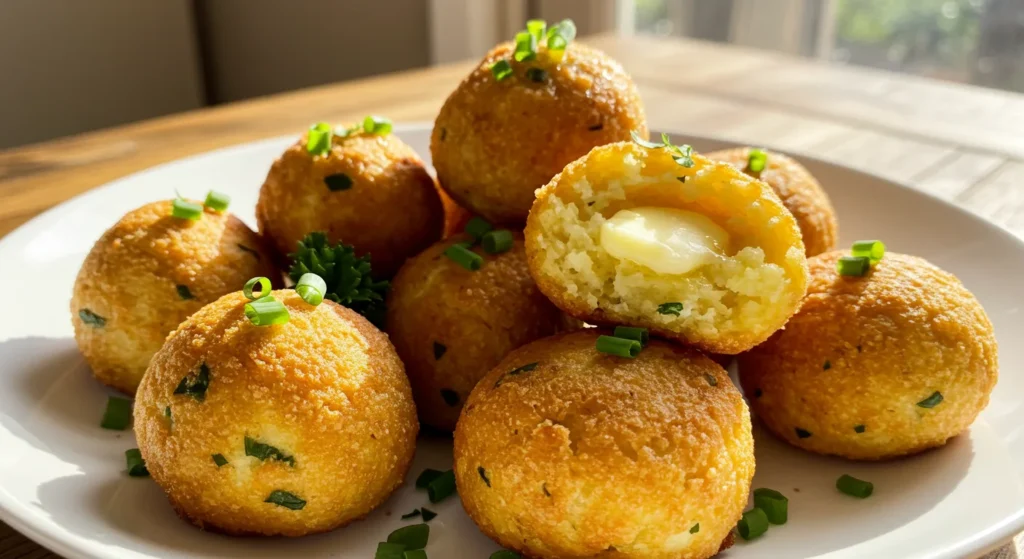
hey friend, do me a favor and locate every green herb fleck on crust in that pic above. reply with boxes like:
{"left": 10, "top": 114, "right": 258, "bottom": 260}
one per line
{"left": 657, "top": 302, "right": 683, "bottom": 316}
{"left": 79, "top": 309, "right": 106, "bottom": 327}
{"left": 478, "top": 466, "right": 491, "bottom": 487}
{"left": 173, "top": 363, "right": 210, "bottom": 402}
{"left": 176, "top": 285, "right": 194, "bottom": 300}
{"left": 245, "top": 436, "right": 295, "bottom": 466}
{"left": 265, "top": 490, "right": 305, "bottom": 510}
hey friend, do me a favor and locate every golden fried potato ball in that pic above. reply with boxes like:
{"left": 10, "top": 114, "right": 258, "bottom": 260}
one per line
{"left": 525, "top": 141, "right": 809, "bottom": 354}
{"left": 708, "top": 147, "right": 838, "bottom": 256}
{"left": 71, "top": 200, "right": 277, "bottom": 395}
{"left": 431, "top": 42, "right": 647, "bottom": 225}
{"left": 134, "top": 290, "right": 418, "bottom": 536}
{"left": 256, "top": 126, "right": 444, "bottom": 277}
{"left": 739, "top": 251, "right": 998, "bottom": 460}
{"left": 386, "top": 233, "right": 568, "bottom": 431}
{"left": 454, "top": 329, "right": 753, "bottom": 559}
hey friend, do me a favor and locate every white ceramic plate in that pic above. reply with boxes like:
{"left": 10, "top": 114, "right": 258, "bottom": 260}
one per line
{"left": 1, "top": 124, "right": 1023, "bottom": 559}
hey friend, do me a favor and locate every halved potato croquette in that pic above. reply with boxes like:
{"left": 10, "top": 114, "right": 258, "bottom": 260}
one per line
{"left": 708, "top": 147, "right": 838, "bottom": 257}
{"left": 739, "top": 252, "right": 998, "bottom": 460}
{"left": 525, "top": 141, "right": 809, "bottom": 354}
{"left": 134, "top": 291, "right": 418, "bottom": 536}
{"left": 454, "top": 329, "right": 753, "bottom": 559}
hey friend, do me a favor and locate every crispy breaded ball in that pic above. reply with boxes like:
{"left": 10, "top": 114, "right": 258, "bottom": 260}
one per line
{"left": 525, "top": 141, "right": 809, "bottom": 354}
{"left": 134, "top": 291, "right": 418, "bottom": 536}
{"left": 431, "top": 42, "right": 647, "bottom": 225}
{"left": 708, "top": 147, "right": 838, "bottom": 256}
{"left": 739, "top": 252, "right": 998, "bottom": 460}
{"left": 386, "top": 233, "right": 568, "bottom": 431}
{"left": 256, "top": 127, "right": 444, "bottom": 277}
{"left": 454, "top": 329, "right": 753, "bottom": 559}
{"left": 71, "top": 200, "right": 277, "bottom": 395}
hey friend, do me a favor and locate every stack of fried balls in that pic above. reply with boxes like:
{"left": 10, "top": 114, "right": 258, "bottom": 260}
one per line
{"left": 70, "top": 18, "right": 997, "bottom": 559}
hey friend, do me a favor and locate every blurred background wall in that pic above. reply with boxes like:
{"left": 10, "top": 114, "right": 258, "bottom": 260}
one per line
{"left": 2, "top": 0, "right": 1022, "bottom": 149}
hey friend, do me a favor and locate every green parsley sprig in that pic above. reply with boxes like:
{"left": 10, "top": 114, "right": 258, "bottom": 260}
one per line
{"left": 287, "top": 232, "right": 388, "bottom": 326}
{"left": 491, "top": 19, "right": 577, "bottom": 81}
{"left": 630, "top": 131, "right": 695, "bottom": 168}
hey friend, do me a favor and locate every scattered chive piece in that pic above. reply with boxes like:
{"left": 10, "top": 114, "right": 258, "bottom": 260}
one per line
{"left": 212, "top": 453, "right": 228, "bottom": 467}
{"left": 690, "top": 523, "right": 700, "bottom": 534}
{"left": 854, "top": 424, "right": 866, "bottom": 433}
{"left": 164, "top": 406, "right": 171, "bottom": 420}
{"left": 245, "top": 295, "right": 290, "bottom": 326}
{"left": 526, "top": 67, "right": 547, "bottom": 83}
{"left": 478, "top": 466, "right": 491, "bottom": 487}
{"left": 420, "top": 507, "right": 437, "bottom": 522}
{"left": 376, "top": 542, "right": 407, "bottom": 559}
{"left": 464, "top": 216, "right": 493, "bottom": 239}
{"left": 753, "top": 488, "right": 789, "bottom": 525}
{"left": 387, "top": 523, "right": 429, "bottom": 550}
{"left": 204, "top": 190, "right": 231, "bottom": 212}
{"left": 243, "top": 277, "right": 272, "bottom": 300}
{"left": 306, "top": 122, "right": 333, "bottom": 156}
{"left": 737, "top": 507, "right": 769, "bottom": 540}
{"left": 746, "top": 148, "right": 768, "bottom": 174}
{"left": 171, "top": 198, "right": 203, "bottom": 220}
{"left": 288, "top": 232, "right": 388, "bottom": 327}
{"left": 433, "top": 342, "right": 447, "bottom": 360}
{"left": 823, "top": 360, "right": 832, "bottom": 371}
{"left": 851, "top": 240, "right": 886, "bottom": 264}
{"left": 296, "top": 272, "right": 327, "bottom": 307}
{"left": 403, "top": 550, "right": 427, "bottom": 559}
{"left": 401, "top": 509, "right": 421, "bottom": 520}
{"left": 245, "top": 436, "right": 296, "bottom": 466}
{"left": 265, "top": 490, "right": 306, "bottom": 510}
{"left": 482, "top": 229, "right": 514, "bottom": 254}
{"left": 176, "top": 284, "right": 194, "bottom": 300}
{"left": 836, "top": 474, "right": 873, "bottom": 498}
{"left": 837, "top": 255, "right": 870, "bottom": 277}
{"left": 173, "top": 363, "right": 210, "bottom": 402}
{"left": 125, "top": 448, "right": 149, "bottom": 477}
{"left": 613, "top": 326, "right": 649, "bottom": 347}
{"left": 491, "top": 59, "right": 513, "bottom": 81}
{"left": 363, "top": 115, "right": 393, "bottom": 135}
{"left": 657, "top": 302, "right": 683, "bottom": 316}
{"left": 426, "top": 469, "right": 457, "bottom": 503}
{"left": 526, "top": 19, "right": 546, "bottom": 42}
{"left": 495, "top": 361, "right": 540, "bottom": 387}
{"left": 704, "top": 373, "right": 718, "bottom": 387}
{"left": 596, "top": 335, "right": 641, "bottom": 358}
{"left": 795, "top": 428, "right": 812, "bottom": 439}
{"left": 78, "top": 308, "right": 106, "bottom": 327}
{"left": 416, "top": 469, "right": 444, "bottom": 489}
{"left": 444, "top": 244, "right": 483, "bottom": 271}
{"left": 440, "top": 389, "right": 459, "bottom": 406}
{"left": 514, "top": 31, "right": 537, "bottom": 62}
{"left": 917, "top": 391, "right": 943, "bottom": 408}
{"left": 490, "top": 552, "right": 522, "bottom": 559}
{"left": 325, "top": 173, "right": 353, "bottom": 192}
{"left": 545, "top": 19, "right": 576, "bottom": 54}
{"left": 100, "top": 397, "right": 132, "bottom": 430}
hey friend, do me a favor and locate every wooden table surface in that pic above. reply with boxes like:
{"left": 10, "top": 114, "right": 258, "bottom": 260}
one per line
{"left": 0, "top": 32, "right": 1022, "bottom": 559}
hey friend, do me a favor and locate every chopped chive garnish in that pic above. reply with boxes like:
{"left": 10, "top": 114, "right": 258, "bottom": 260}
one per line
{"left": 795, "top": 428, "right": 812, "bottom": 439}
{"left": 306, "top": 122, "right": 333, "bottom": 156}
{"left": 837, "top": 255, "right": 870, "bottom": 277}
{"left": 426, "top": 469, "right": 457, "bottom": 503}
{"left": 852, "top": 240, "right": 886, "bottom": 264}
{"left": 243, "top": 276, "right": 272, "bottom": 300}
{"left": 491, "top": 59, "right": 513, "bottom": 81}
{"left": 482, "top": 229, "right": 514, "bottom": 254}
{"left": 854, "top": 424, "right": 866, "bottom": 433}
{"left": 204, "top": 190, "right": 230, "bottom": 212}
{"left": 478, "top": 466, "right": 491, "bottom": 487}
{"left": 433, "top": 342, "right": 447, "bottom": 360}
{"left": 100, "top": 396, "right": 132, "bottom": 430}
{"left": 376, "top": 542, "right": 406, "bottom": 559}
{"left": 823, "top": 360, "right": 832, "bottom": 370}
{"left": 596, "top": 335, "right": 641, "bottom": 358}
{"left": 421, "top": 507, "right": 437, "bottom": 521}
{"left": 613, "top": 326, "right": 648, "bottom": 347}
{"left": 917, "top": 391, "right": 943, "bottom": 408}
{"left": 545, "top": 19, "right": 576, "bottom": 54}
{"left": 265, "top": 490, "right": 306, "bottom": 510}
{"left": 78, "top": 308, "right": 106, "bottom": 327}
{"left": 746, "top": 148, "right": 768, "bottom": 174}
{"left": 387, "top": 523, "right": 429, "bottom": 549}
{"left": 404, "top": 550, "right": 427, "bottom": 559}
{"left": 416, "top": 469, "right": 444, "bottom": 489}
{"left": 490, "top": 552, "right": 521, "bottom": 559}
{"left": 657, "top": 302, "right": 682, "bottom": 316}
{"left": 212, "top": 453, "right": 228, "bottom": 467}
{"left": 363, "top": 115, "right": 393, "bottom": 135}
{"left": 245, "top": 436, "right": 295, "bottom": 466}
{"left": 125, "top": 448, "right": 149, "bottom": 477}
{"left": 440, "top": 389, "right": 459, "bottom": 406}
{"left": 171, "top": 198, "right": 203, "bottom": 220}
{"left": 464, "top": 216, "right": 493, "bottom": 239}
{"left": 690, "top": 523, "right": 700, "bottom": 534}
{"left": 296, "top": 272, "right": 327, "bottom": 307}
{"left": 704, "top": 373, "right": 718, "bottom": 387}
{"left": 527, "top": 19, "right": 546, "bottom": 41}
{"left": 737, "top": 507, "right": 768, "bottom": 540}
{"left": 325, "top": 173, "right": 353, "bottom": 192}
{"left": 173, "top": 363, "right": 210, "bottom": 402}
{"left": 176, "top": 284, "right": 194, "bottom": 300}
{"left": 164, "top": 406, "right": 171, "bottom": 420}
{"left": 495, "top": 361, "right": 540, "bottom": 388}
{"left": 836, "top": 474, "right": 873, "bottom": 498}
{"left": 401, "top": 509, "right": 421, "bottom": 520}
{"left": 514, "top": 31, "right": 537, "bottom": 62}
{"left": 245, "top": 295, "right": 290, "bottom": 326}
{"left": 444, "top": 244, "right": 483, "bottom": 271}
{"left": 526, "top": 67, "right": 547, "bottom": 83}
{"left": 753, "top": 488, "right": 788, "bottom": 525}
